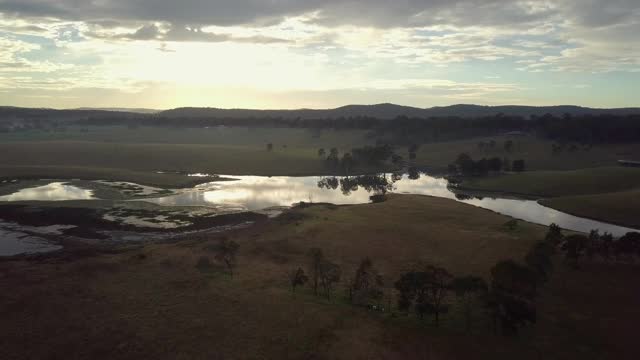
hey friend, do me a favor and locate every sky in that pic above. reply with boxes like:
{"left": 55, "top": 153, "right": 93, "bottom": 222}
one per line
{"left": 0, "top": 0, "right": 638, "bottom": 110}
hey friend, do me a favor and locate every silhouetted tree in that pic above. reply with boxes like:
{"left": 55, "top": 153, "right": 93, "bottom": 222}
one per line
{"left": 318, "top": 148, "right": 326, "bottom": 157}
{"left": 288, "top": 267, "right": 309, "bottom": 294}
{"left": 561, "top": 234, "right": 588, "bottom": 268}
{"left": 525, "top": 241, "right": 555, "bottom": 283}
{"left": 391, "top": 154, "right": 404, "bottom": 165}
{"left": 487, "top": 157, "right": 503, "bottom": 172}
{"left": 487, "top": 260, "right": 537, "bottom": 336}
{"left": 213, "top": 238, "right": 240, "bottom": 276}
{"left": 341, "top": 153, "right": 355, "bottom": 175}
{"left": 455, "top": 153, "right": 474, "bottom": 176}
{"left": 512, "top": 159, "right": 526, "bottom": 172}
{"left": 348, "top": 257, "right": 384, "bottom": 306}
{"left": 545, "top": 223, "right": 564, "bottom": 245}
{"left": 319, "top": 259, "right": 341, "bottom": 301}
{"left": 408, "top": 167, "right": 420, "bottom": 180}
{"left": 395, "top": 265, "right": 452, "bottom": 326}
{"left": 451, "top": 276, "right": 488, "bottom": 332}
{"left": 307, "top": 248, "right": 324, "bottom": 296}
{"left": 504, "top": 140, "right": 514, "bottom": 153}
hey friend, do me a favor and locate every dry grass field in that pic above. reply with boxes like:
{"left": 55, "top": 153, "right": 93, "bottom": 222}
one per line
{"left": 3, "top": 195, "right": 637, "bottom": 359}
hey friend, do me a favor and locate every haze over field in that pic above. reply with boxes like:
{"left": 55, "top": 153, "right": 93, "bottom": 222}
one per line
{"left": 1, "top": 1, "right": 639, "bottom": 109}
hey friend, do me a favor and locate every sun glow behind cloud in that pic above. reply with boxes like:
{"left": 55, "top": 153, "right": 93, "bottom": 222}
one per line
{"left": 0, "top": 1, "right": 639, "bottom": 109}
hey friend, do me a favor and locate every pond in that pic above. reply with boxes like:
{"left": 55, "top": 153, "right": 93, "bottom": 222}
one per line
{"left": 0, "top": 174, "right": 637, "bottom": 240}
{"left": 0, "top": 182, "right": 95, "bottom": 201}
{"left": 0, "top": 221, "right": 65, "bottom": 256}
{"left": 144, "top": 174, "right": 639, "bottom": 237}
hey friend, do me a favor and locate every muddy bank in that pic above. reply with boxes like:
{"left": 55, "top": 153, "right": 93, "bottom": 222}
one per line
{"left": 0, "top": 204, "right": 267, "bottom": 235}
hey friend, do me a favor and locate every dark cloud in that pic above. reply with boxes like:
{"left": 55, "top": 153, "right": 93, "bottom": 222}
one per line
{"left": 0, "top": 0, "right": 636, "bottom": 29}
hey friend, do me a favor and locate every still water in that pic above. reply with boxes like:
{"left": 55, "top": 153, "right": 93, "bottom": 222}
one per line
{"left": 0, "top": 182, "right": 95, "bottom": 201}
{"left": 0, "top": 175, "right": 637, "bottom": 238}
{"left": 145, "top": 174, "right": 639, "bottom": 237}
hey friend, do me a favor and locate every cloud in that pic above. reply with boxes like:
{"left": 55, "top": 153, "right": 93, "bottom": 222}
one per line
{"left": 0, "top": 0, "right": 632, "bottom": 30}
{"left": 0, "top": 0, "right": 638, "bottom": 108}
{"left": 84, "top": 22, "right": 290, "bottom": 44}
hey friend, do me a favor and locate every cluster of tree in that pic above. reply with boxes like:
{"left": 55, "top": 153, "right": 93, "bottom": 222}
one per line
{"left": 558, "top": 229, "right": 640, "bottom": 267}
{"left": 317, "top": 174, "right": 394, "bottom": 196}
{"left": 394, "top": 223, "right": 563, "bottom": 335}
{"left": 352, "top": 144, "right": 395, "bottom": 166}
{"left": 318, "top": 144, "right": 400, "bottom": 174}
{"left": 449, "top": 153, "right": 525, "bottom": 176}
{"left": 306, "top": 248, "right": 342, "bottom": 300}
{"left": 290, "top": 252, "right": 388, "bottom": 310}
{"left": 478, "top": 140, "right": 518, "bottom": 153}
{"left": 10, "top": 106, "right": 637, "bottom": 145}
{"left": 408, "top": 144, "right": 419, "bottom": 160}
{"left": 551, "top": 142, "right": 592, "bottom": 154}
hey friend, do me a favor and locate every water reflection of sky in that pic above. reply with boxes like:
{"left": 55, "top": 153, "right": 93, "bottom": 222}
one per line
{"left": 0, "top": 182, "right": 95, "bottom": 201}
{"left": 146, "top": 174, "right": 639, "bottom": 237}
{"left": 0, "top": 227, "right": 63, "bottom": 256}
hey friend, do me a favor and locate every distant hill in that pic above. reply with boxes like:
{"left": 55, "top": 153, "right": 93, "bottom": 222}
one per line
{"left": 159, "top": 103, "right": 640, "bottom": 120}
{"left": 2, "top": 104, "right": 640, "bottom": 123}
{"left": 74, "top": 107, "right": 161, "bottom": 114}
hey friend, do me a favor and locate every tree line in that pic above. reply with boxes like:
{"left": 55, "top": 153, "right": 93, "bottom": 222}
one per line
{"left": 449, "top": 153, "right": 525, "bottom": 177}
{"left": 73, "top": 112, "right": 640, "bottom": 145}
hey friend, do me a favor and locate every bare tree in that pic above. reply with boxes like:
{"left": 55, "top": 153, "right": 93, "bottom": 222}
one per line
{"left": 288, "top": 267, "right": 309, "bottom": 294}
{"left": 214, "top": 238, "right": 240, "bottom": 276}
{"left": 307, "top": 248, "right": 324, "bottom": 296}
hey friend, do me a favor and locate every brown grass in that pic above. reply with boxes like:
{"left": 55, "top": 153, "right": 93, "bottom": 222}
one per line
{"left": 0, "top": 195, "right": 637, "bottom": 359}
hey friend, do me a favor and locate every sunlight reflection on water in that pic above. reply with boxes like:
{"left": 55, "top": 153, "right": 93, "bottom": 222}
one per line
{"left": 145, "top": 174, "right": 639, "bottom": 237}
{"left": 0, "top": 182, "right": 95, "bottom": 201}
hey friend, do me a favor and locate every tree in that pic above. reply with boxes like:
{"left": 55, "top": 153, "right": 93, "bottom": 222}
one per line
{"left": 487, "top": 157, "right": 503, "bottom": 172}
{"left": 307, "top": 248, "right": 324, "bottom": 296}
{"left": 503, "top": 157, "right": 511, "bottom": 171}
{"left": 288, "top": 267, "right": 309, "bottom": 294}
{"left": 488, "top": 260, "right": 537, "bottom": 336}
{"left": 326, "top": 148, "right": 340, "bottom": 170}
{"left": 266, "top": 143, "right": 274, "bottom": 152}
{"left": 451, "top": 276, "right": 488, "bottom": 332}
{"left": 455, "top": 153, "right": 474, "bottom": 176}
{"left": 407, "top": 167, "right": 420, "bottom": 180}
{"left": 512, "top": 159, "right": 526, "bottom": 172}
{"left": 561, "top": 234, "right": 588, "bottom": 268}
{"left": 504, "top": 140, "right": 514, "bottom": 153}
{"left": 349, "top": 257, "right": 384, "bottom": 306}
{"left": 504, "top": 219, "right": 518, "bottom": 231}
{"left": 616, "top": 232, "right": 640, "bottom": 261}
{"left": 525, "top": 241, "right": 555, "bottom": 283}
{"left": 341, "top": 153, "right": 355, "bottom": 175}
{"left": 394, "top": 265, "right": 452, "bottom": 326}
{"left": 391, "top": 153, "right": 403, "bottom": 165}
{"left": 545, "top": 223, "right": 564, "bottom": 245}
{"left": 213, "top": 238, "right": 240, "bottom": 276}
{"left": 318, "top": 260, "right": 341, "bottom": 301}
{"left": 318, "top": 148, "right": 326, "bottom": 157}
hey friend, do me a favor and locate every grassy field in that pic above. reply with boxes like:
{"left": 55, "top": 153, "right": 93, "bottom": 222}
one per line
{"left": 2, "top": 127, "right": 640, "bottom": 182}
{"left": 1, "top": 194, "right": 636, "bottom": 359}
{"left": 461, "top": 167, "right": 640, "bottom": 198}
{"left": 541, "top": 190, "right": 640, "bottom": 229}
{"left": 415, "top": 136, "right": 640, "bottom": 171}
